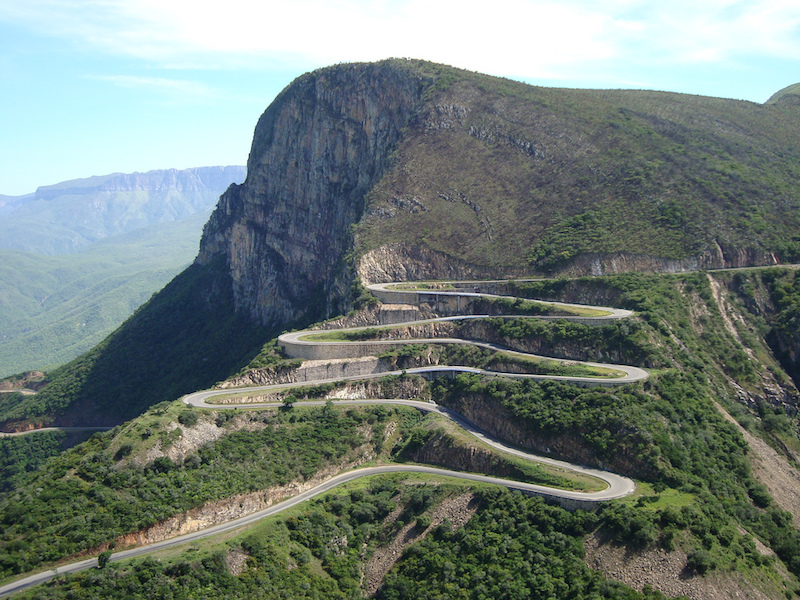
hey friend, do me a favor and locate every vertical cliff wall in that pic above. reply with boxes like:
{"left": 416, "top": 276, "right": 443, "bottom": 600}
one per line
{"left": 197, "top": 61, "right": 430, "bottom": 327}
{"left": 197, "top": 60, "right": 800, "bottom": 330}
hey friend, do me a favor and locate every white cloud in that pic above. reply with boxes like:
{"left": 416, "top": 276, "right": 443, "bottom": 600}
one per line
{"left": 619, "top": 0, "right": 800, "bottom": 64}
{"left": 2, "top": 0, "right": 799, "bottom": 80}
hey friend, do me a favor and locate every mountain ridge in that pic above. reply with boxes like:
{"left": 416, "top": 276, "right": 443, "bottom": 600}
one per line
{"left": 0, "top": 166, "right": 246, "bottom": 377}
{"left": 1, "top": 166, "right": 245, "bottom": 255}
{"left": 30, "top": 166, "right": 244, "bottom": 200}
{"left": 3, "top": 58, "right": 800, "bottom": 434}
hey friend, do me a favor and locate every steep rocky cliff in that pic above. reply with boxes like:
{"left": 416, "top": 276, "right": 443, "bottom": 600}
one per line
{"left": 197, "top": 62, "right": 431, "bottom": 327}
{"left": 7, "top": 60, "right": 799, "bottom": 430}
{"left": 197, "top": 60, "right": 799, "bottom": 329}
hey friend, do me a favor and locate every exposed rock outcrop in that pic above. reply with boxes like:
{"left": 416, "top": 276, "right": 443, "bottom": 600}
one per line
{"left": 565, "top": 245, "right": 779, "bottom": 277}
{"left": 197, "top": 63, "right": 431, "bottom": 327}
{"left": 358, "top": 243, "right": 521, "bottom": 285}
{"left": 194, "top": 59, "right": 795, "bottom": 332}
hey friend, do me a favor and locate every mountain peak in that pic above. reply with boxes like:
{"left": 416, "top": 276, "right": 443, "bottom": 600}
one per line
{"left": 765, "top": 82, "right": 800, "bottom": 106}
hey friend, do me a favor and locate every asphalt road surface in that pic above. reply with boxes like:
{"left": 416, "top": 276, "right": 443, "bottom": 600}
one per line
{"left": 1, "top": 279, "right": 645, "bottom": 597}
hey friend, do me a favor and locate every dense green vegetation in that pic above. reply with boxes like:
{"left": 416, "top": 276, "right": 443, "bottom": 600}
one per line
{"left": 0, "top": 217, "right": 204, "bottom": 377}
{"left": 435, "top": 370, "right": 800, "bottom": 581}
{"left": 0, "top": 430, "right": 96, "bottom": 492}
{"left": 416, "top": 343, "right": 623, "bottom": 378}
{"left": 0, "top": 403, "right": 398, "bottom": 578}
{"left": 474, "top": 295, "right": 610, "bottom": 317}
{"left": 724, "top": 268, "right": 800, "bottom": 387}
{"left": 464, "top": 317, "right": 660, "bottom": 368}
{"left": 762, "top": 270, "right": 800, "bottom": 385}
{"left": 0, "top": 398, "right": 604, "bottom": 581}
{"left": 433, "top": 373, "right": 732, "bottom": 483}
{"left": 511, "top": 269, "right": 800, "bottom": 448}
{"left": 18, "top": 481, "right": 670, "bottom": 600}
{"left": 429, "top": 270, "right": 800, "bottom": 583}
{"left": 393, "top": 411, "right": 603, "bottom": 492}
{"left": 508, "top": 271, "right": 775, "bottom": 388}
{"left": 380, "top": 489, "right": 666, "bottom": 600}
{"left": 3, "top": 268, "right": 800, "bottom": 597}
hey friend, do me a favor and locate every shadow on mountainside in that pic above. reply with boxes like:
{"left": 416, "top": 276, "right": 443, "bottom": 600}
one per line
{"left": 0, "top": 257, "right": 271, "bottom": 430}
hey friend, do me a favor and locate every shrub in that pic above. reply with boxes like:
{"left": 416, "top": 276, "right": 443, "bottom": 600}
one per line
{"left": 416, "top": 515, "right": 432, "bottom": 530}
{"left": 686, "top": 549, "right": 715, "bottom": 574}
{"left": 748, "top": 483, "right": 773, "bottom": 508}
{"left": 177, "top": 411, "right": 199, "bottom": 427}
{"left": 113, "top": 443, "right": 133, "bottom": 461}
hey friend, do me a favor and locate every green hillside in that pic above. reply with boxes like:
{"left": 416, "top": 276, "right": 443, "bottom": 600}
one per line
{"left": 356, "top": 62, "right": 800, "bottom": 273}
{"left": 766, "top": 83, "right": 800, "bottom": 106}
{"left": 0, "top": 213, "right": 208, "bottom": 377}
{"left": 0, "top": 256, "right": 269, "bottom": 428}
{"left": 0, "top": 167, "right": 244, "bottom": 377}
{"left": 1, "top": 268, "right": 799, "bottom": 598}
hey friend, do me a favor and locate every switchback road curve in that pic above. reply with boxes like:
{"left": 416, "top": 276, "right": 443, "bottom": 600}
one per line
{"left": 1, "top": 279, "right": 646, "bottom": 597}
{"left": 187, "top": 279, "right": 646, "bottom": 503}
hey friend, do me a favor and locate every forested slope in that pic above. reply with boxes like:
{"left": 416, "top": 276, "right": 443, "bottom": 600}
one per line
{"left": 2, "top": 269, "right": 800, "bottom": 599}
{"left": 0, "top": 167, "right": 245, "bottom": 377}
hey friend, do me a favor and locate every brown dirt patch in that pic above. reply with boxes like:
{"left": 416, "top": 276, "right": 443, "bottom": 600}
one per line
{"left": 584, "top": 530, "right": 773, "bottom": 600}
{"left": 225, "top": 549, "right": 249, "bottom": 576}
{"left": 363, "top": 492, "right": 479, "bottom": 595}
{"left": 715, "top": 402, "right": 800, "bottom": 525}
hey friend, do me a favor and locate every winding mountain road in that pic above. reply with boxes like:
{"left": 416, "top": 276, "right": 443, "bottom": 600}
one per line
{"left": 186, "top": 279, "right": 646, "bottom": 504}
{"left": 0, "top": 427, "right": 111, "bottom": 438}
{"left": 1, "top": 279, "right": 647, "bottom": 598}
{"left": 278, "top": 281, "right": 647, "bottom": 385}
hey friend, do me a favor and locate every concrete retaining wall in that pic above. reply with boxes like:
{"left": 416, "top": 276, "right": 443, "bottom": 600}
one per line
{"left": 523, "top": 490, "right": 600, "bottom": 511}
{"left": 292, "top": 358, "right": 386, "bottom": 382}
{"left": 281, "top": 339, "right": 410, "bottom": 360}
{"left": 378, "top": 304, "right": 420, "bottom": 324}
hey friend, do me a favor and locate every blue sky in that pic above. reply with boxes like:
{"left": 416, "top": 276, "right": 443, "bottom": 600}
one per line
{"left": 1, "top": 0, "right": 799, "bottom": 196}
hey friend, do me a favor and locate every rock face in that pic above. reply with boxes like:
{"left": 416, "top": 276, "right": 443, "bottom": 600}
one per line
{"left": 195, "top": 59, "right": 799, "bottom": 329}
{"left": 564, "top": 246, "right": 779, "bottom": 277}
{"left": 357, "top": 243, "right": 521, "bottom": 285}
{"left": 197, "top": 62, "right": 430, "bottom": 326}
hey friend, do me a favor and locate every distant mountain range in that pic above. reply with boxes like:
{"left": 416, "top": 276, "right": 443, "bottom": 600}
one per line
{"left": 0, "top": 166, "right": 245, "bottom": 377}
{"left": 2, "top": 61, "right": 800, "bottom": 600}
{"left": 0, "top": 166, "right": 245, "bottom": 255}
